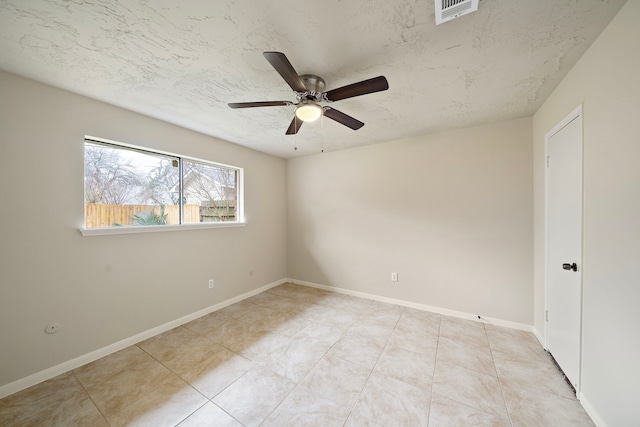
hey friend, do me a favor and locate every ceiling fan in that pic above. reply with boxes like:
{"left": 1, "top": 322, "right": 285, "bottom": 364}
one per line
{"left": 228, "top": 52, "right": 389, "bottom": 135}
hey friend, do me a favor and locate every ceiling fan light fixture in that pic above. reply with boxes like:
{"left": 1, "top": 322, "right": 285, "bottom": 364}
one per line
{"left": 295, "top": 102, "right": 323, "bottom": 122}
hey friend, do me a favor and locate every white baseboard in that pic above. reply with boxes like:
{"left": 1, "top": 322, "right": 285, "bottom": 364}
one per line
{"left": 579, "top": 392, "right": 608, "bottom": 427}
{"left": 286, "top": 278, "right": 533, "bottom": 332}
{"left": 0, "top": 278, "right": 286, "bottom": 400}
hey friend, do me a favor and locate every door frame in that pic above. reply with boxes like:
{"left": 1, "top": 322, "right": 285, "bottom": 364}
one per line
{"left": 544, "top": 104, "right": 584, "bottom": 395}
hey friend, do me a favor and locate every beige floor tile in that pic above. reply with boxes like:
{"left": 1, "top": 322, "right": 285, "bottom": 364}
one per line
{"left": 245, "top": 291, "right": 288, "bottom": 306}
{"left": 347, "top": 310, "right": 402, "bottom": 343}
{"left": 0, "top": 371, "right": 78, "bottom": 418}
{"left": 433, "top": 362, "right": 508, "bottom": 419}
{"left": 436, "top": 335, "right": 497, "bottom": 376}
{"left": 216, "top": 300, "right": 281, "bottom": 324}
{"left": 282, "top": 285, "right": 331, "bottom": 299}
{"left": 326, "top": 293, "right": 373, "bottom": 314}
{"left": 252, "top": 310, "right": 311, "bottom": 338}
{"left": 293, "top": 322, "right": 344, "bottom": 348}
{"left": 183, "top": 311, "right": 234, "bottom": 335}
{"left": 386, "top": 327, "right": 439, "bottom": 357}
{"left": 280, "top": 303, "right": 325, "bottom": 323}
{"left": 493, "top": 349, "right": 576, "bottom": 399}
{"left": 0, "top": 371, "right": 108, "bottom": 427}
{"left": 148, "top": 336, "right": 226, "bottom": 376}
{"left": 366, "top": 300, "right": 405, "bottom": 316}
{"left": 327, "top": 332, "right": 385, "bottom": 370}
{"left": 106, "top": 374, "right": 207, "bottom": 427}
{"left": 286, "top": 291, "right": 334, "bottom": 306}
{"left": 213, "top": 365, "right": 296, "bottom": 427}
{"left": 486, "top": 324, "right": 548, "bottom": 363}
{"left": 502, "top": 381, "right": 595, "bottom": 426}
{"left": 344, "top": 410, "right": 386, "bottom": 427}
{"left": 138, "top": 326, "right": 199, "bottom": 359}
{"left": 263, "top": 288, "right": 293, "bottom": 299}
{"left": 200, "top": 316, "right": 255, "bottom": 346}
{"left": 373, "top": 345, "right": 435, "bottom": 390}
{"left": 178, "top": 402, "right": 243, "bottom": 426}
{"left": 190, "top": 315, "right": 235, "bottom": 341}
{"left": 74, "top": 346, "right": 173, "bottom": 418}
{"left": 216, "top": 300, "right": 262, "bottom": 320}
{"left": 203, "top": 318, "right": 273, "bottom": 355}
{"left": 14, "top": 394, "right": 108, "bottom": 427}
{"left": 347, "top": 317, "right": 397, "bottom": 343}
{"left": 287, "top": 284, "right": 330, "bottom": 296}
{"left": 246, "top": 292, "right": 310, "bottom": 313}
{"left": 176, "top": 347, "right": 254, "bottom": 398}
{"left": 261, "top": 386, "right": 352, "bottom": 427}
{"left": 312, "top": 291, "right": 353, "bottom": 307}
{"left": 403, "top": 307, "right": 443, "bottom": 324}
{"left": 356, "top": 308, "right": 403, "bottom": 326}
{"left": 260, "top": 338, "right": 330, "bottom": 383}
{"left": 230, "top": 329, "right": 291, "bottom": 363}
{"left": 439, "top": 316, "right": 490, "bottom": 349}
{"left": 141, "top": 334, "right": 225, "bottom": 367}
{"left": 297, "top": 354, "right": 370, "bottom": 408}
{"left": 314, "top": 306, "right": 361, "bottom": 329}
{"left": 264, "top": 283, "right": 300, "bottom": 297}
{"left": 284, "top": 295, "right": 317, "bottom": 307}
{"left": 351, "top": 371, "right": 430, "bottom": 427}
{"left": 429, "top": 394, "right": 510, "bottom": 427}
{"left": 395, "top": 309, "right": 441, "bottom": 338}
{"left": 178, "top": 402, "right": 244, "bottom": 427}
{"left": 73, "top": 345, "right": 157, "bottom": 385}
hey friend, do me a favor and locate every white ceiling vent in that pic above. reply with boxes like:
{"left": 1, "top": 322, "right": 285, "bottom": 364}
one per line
{"left": 435, "top": 0, "right": 479, "bottom": 25}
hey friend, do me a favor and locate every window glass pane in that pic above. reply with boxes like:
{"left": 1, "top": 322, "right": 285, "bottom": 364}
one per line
{"left": 84, "top": 142, "right": 180, "bottom": 228}
{"left": 182, "top": 160, "right": 237, "bottom": 223}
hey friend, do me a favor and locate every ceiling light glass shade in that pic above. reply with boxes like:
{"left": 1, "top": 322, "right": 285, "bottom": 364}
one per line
{"left": 295, "top": 103, "right": 323, "bottom": 122}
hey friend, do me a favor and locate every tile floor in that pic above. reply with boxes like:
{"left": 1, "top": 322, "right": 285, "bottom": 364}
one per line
{"left": 0, "top": 283, "right": 594, "bottom": 426}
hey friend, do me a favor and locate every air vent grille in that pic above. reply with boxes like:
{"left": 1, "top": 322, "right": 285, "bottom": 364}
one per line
{"left": 435, "top": 0, "right": 479, "bottom": 25}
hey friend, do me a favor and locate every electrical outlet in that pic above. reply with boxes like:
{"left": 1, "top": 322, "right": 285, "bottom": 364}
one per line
{"left": 391, "top": 272, "right": 398, "bottom": 282}
{"left": 208, "top": 279, "right": 214, "bottom": 289}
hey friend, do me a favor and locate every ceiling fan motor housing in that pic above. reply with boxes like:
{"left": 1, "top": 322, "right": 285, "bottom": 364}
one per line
{"left": 299, "top": 74, "right": 326, "bottom": 94}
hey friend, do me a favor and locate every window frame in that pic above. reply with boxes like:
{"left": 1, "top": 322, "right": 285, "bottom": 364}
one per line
{"left": 80, "top": 135, "right": 245, "bottom": 236}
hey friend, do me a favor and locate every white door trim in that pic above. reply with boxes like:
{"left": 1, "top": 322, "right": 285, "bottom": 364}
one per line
{"left": 544, "top": 104, "right": 584, "bottom": 395}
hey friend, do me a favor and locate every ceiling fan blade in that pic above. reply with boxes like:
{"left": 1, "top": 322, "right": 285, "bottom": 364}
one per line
{"left": 286, "top": 115, "right": 304, "bottom": 135}
{"left": 324, "top": 76, "right": 389, "bottom": 102}
{"left": 323, "top": 107, "right": 365, "bottom": 130}
{"left": 263, "top": 52, "right": 307, "bottom": 93}
{"left": 228, "top": 101, "right": 290, "bottom": 109}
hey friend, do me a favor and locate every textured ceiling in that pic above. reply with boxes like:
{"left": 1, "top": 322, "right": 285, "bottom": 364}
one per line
{"left": 0, "top": 0, "right": 627, "bottom": 158}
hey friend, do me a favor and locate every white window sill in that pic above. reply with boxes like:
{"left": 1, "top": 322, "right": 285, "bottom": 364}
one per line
{"left": 79, "top": 221, "right": 247, "bottom": 236}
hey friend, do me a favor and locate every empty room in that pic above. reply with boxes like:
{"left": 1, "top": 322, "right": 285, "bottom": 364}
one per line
{"left": 0, "top": 0, "right": 638, "bottom": 426}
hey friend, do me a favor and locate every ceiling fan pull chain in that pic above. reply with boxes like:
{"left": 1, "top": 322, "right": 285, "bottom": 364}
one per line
{"left": 321, "top": 114, "right": 325, "bottom": 153}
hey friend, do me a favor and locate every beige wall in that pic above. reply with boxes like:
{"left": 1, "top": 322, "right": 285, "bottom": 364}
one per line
{"left": 288, "top": 118, "right": 533, "bottom": 324}
{"left": 532, "top": 1, "right": 640, "bottom": 424}
{"left": 0, "top": 71, "right": 287, "bottom": 388}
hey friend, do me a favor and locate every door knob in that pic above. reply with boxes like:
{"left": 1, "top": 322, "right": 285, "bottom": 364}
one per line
{"left": 562, "top": 263, "right": 577, "bottom": 272}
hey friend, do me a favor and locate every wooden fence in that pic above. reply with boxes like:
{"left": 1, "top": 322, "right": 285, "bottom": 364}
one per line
{"left": 85, "top": 203, "right": 234, "bottom": 228}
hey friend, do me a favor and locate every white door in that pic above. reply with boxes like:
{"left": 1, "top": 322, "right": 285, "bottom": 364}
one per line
{"left": 546, "top": 109, "right": 583, "bottom": 393}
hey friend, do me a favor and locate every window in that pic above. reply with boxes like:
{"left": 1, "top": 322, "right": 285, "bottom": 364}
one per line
{"left": 82, "top": 137, "right": 243, "bottom": 233}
